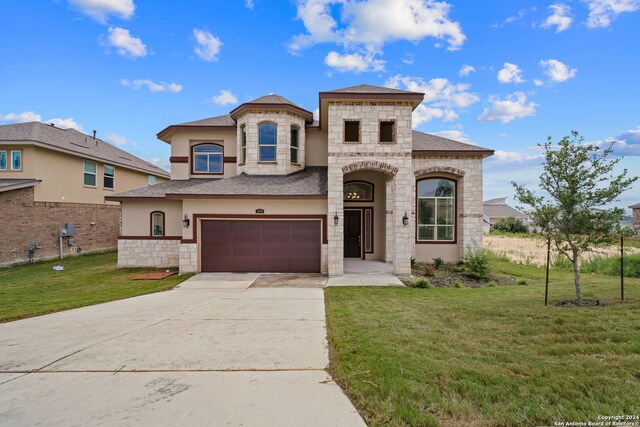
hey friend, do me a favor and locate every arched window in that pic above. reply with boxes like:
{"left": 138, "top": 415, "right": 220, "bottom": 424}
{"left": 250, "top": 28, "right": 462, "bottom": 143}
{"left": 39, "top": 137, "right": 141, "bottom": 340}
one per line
{"left": 344, "top": 181, "right": 374, "bottom": 202}
{"left": 240, "top": 125, "right": 247, "bottom": 165}
{"left": 151, "top": 211, "right": 165, "bottom": 237}
{"left": 259, "top": 123, "right": 277, "bottom": 162}
{"left": 290, "top": 126, "right": 299, "bottom": 164}
{"left": 417, "top": 178, "right": 456, "bottom": 241}
{"left": 192, "top": 144, "right": 223, "bottom": 174}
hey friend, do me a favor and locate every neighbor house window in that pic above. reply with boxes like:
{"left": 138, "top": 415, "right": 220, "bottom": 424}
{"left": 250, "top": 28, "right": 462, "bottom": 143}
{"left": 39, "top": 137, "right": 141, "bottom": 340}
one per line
{"left": 0, "top": 151, "right": 6, "bottom": 170}
{"left": 379, "top": 121, "right": 395, "bottom": 143}
{"left": 83, "top": 160, "right": 97, "bottom": 186}
{"left": 193, "top": 144, "right": 223, "bottom": 174}
{"left": 259, "top": 123, "right": 277, "bottom": 162}
{"left": 417, "top": 178, "right": 455, "bottom": 241}
{"left": 344, "top": 121, "right": 360, "bottom": 143}
{"left": 344, "top": 181, "right": 374, "bottom": 201}
{"left": 103, "top": 165, "right": 115, "bottom": 189}
{"left": 11, "top": 150, "right": 22, "bottom": 170}
{"left": 148, "top": 175, "right": 156, "bottom": 185}
{"left": 151, "top": 211, "right": 164, "bottom": 237}
{"left": 240, "top": 125, "right": 247, "bottom": 164}
{"left": 290, "top": 126, "right": 299, "bottom": 164}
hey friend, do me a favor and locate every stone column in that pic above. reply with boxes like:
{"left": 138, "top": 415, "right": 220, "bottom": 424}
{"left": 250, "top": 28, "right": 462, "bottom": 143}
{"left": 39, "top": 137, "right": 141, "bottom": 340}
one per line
{"left": 328, "top": 166, "right": 344, "bottom": 276}
{"left": 393, "top": 166, "right": 414, "bottom": 276}
{"left": 385, "top": 177, "right": 395, "bottom": 263}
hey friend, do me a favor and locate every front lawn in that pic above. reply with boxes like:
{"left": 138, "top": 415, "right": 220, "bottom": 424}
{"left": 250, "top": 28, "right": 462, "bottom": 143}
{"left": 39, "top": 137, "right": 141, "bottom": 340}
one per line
{"left": 325, "top": 259, "right": 640, "bottom": 426}
{"left": 0, "top": 252, "right": 191, "bottom": 322}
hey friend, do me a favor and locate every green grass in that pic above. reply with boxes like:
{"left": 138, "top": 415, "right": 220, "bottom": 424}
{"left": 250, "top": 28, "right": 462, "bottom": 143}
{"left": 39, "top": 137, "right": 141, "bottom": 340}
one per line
{"left": 553, "top": 253, "right": 640, "bottom": 278}
{"left": 0, "top": 252, "right": 191, "bottom": 323}
{"left": 325, "top": 258, "right": 640, "bottom": 426}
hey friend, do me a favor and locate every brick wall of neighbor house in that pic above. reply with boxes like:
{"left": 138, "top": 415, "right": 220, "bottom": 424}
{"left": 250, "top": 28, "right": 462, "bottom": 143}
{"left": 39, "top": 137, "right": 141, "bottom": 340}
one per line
{"left": 633, "top": 207, "right": 640, "bottom": 232}
{"left": 118, "top": 239, "right": 180, "bottom": 268}
{"left": 0, "top": 186, "right": 120, "bottom": 265}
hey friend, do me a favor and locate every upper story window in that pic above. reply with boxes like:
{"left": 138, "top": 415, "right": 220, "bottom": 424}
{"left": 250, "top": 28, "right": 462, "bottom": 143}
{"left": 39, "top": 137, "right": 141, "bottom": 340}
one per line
{"left": 0, "top": 151, "right": 7, "bottom": 170}
{"left": 151, "top": 211, "right": 164, "bottom": 237}
{"left": 193, "top": 144, "right": 223, "bottom": 174}
{"left": 9, "top": 150, "right": 22, "bottom": 170}
{"left": 290, "top": 126, "right": 299, "bottom": 164}
{"left": 103, "top": 165, "right": 115, "bottom": 189}
{"left": 83, "top": 160, "right": 97, "bottom": 187}
{"left": 259, "top": 123, "right": 277, "bottom": 162}
{"left": 379, "top": 121, "right": 395, "bottom": 143}
{"left": 417, "top": 178, "right": 456, "bottom": 242}
{"left": 148, "top": 175, "right": 157, "bottom": 185}
{"left": 344, "top": 181, "right": 373, "bottom": 202}
{"left": 240, "top": 125, "right": 247, "bottom": 165}
{"left": 344, "top": 121, "right": 360, "bottom": 143}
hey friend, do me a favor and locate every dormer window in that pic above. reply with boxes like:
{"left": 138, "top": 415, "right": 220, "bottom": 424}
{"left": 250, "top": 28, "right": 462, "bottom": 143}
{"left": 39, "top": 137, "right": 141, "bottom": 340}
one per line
{"left": 259, "top": 123, "right": 277, "bottom": 162}
{"left": 290, "top": 126, "right": 299, "bottom": 164}
{"left": 193, "top": 144, "right": 223, "bottom": 174}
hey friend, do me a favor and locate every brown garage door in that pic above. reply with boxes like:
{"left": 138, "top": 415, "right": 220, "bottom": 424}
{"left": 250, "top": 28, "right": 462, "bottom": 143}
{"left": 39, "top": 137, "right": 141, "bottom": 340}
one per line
{"left": 201, "top": 220, "right": 321, "bottom": 273}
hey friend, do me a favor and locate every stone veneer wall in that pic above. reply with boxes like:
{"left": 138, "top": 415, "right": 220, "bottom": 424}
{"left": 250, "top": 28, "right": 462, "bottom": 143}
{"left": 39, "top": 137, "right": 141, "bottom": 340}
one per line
{"left": 236, "top": 110, "right": 306, "bottom": 175}
{"left": 179, "top": 243, "right": 198, "bottom": 274}
{"left": 327, "top": 101, "right": 415, "bottom": 276}
{"left": 0, "top": 186, "right": 120, "bottom": 265}
{"left": 117, "top": 239, "right": 180, "bottom": 268}
{"left": 412, "top": 156, "right": 485, "bottom": 257}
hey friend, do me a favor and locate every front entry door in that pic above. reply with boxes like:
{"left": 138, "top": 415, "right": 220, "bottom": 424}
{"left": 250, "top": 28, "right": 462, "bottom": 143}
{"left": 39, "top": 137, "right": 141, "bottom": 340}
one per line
{"left": 344, "top": 210, "right": 361, "bottom": 258}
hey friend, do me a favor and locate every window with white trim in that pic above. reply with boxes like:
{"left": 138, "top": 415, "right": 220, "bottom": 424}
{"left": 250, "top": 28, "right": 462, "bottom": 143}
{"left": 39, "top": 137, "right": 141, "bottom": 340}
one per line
{"left": 148, "top": 175, "right": 157, "bottom": 185}
{"left": 193, "top": 144, "right": 223, "bottom": 174}
{"left": 151, "top": 211, "right": 164, "bottom": 237}
{"left": 83, "top": 160, "right": 97, "bottom": 186}
{"left": 103, "top": 165, "right": 115, "bottom": 189}
{"left": 259, "top": 123, "right": 277, "bottom": 162}
{"left": 11, "top": 150, "right": 22, "bottom": 170}
{"left": 0, "top": 151, "right": 6, "bottom": 170}
{"left": 417, "top": 178, "right": 455, "bottom": 241}
{"left": 290, "top": 126, "right": 299, "bottom": 164}
{"left": 240, "top": 125, "right": 247, "bottom": 164}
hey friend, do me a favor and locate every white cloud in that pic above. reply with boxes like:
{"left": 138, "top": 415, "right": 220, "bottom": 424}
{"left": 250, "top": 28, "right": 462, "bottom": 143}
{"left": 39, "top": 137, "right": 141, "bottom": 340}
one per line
{"left": 211, "top": 90, "right": 238, "bottom": 105}
{"left": 534, "top": 79, "right": 544, "bottom": 87}
{"left": 105, "top": 133, "right": 137, "bottom": 146}
{"left": 431, "top": 130, "right": 474, "bottom": 145}
{"left": 147, "top": 157, "right": 170, "bottom": 171}
{"left": 478, "top": 92, "right": 538, "bottom": 123}
{"left": 193, "top": 29, "right": 222, "bottom": 62}
{"left": 402, "top": 53, "right": 415, "bottom": 65}
{"left": 0, "top": 111, "right": 42, "bottom": 123}
{"left": 289, "top": 0, "right": 466, "bottom": 54}
{"left": 245, "top": 0, "right": 254, "bottom": 9}
{"left": 590, "top": 125, "right": 640, "bottom": 156}
{"left": 324, "top": 50, "right": 385, "bottom": 72}
{"left": 540, "top": 59, "right": 577, "bottom": 83}
{"left": 121, "top": 79, "right": 183, "bottom": 93}
{"left": 492, "top": 150, "right": 542, "bottom": 163}
{"left": 583, "top": 0, "right": 640, "bottom": 28}
{"left": 386, "top": 75, "right": 479, "bottom": 127}
{"left": 68, "top": 0, "right": 135, "bottom": 23}
{"left": 0, "top": 111, "right": 83, "bottom": 131}
{"left": 313, "top": 108, "right": 320, "bottom": 120}
{"left": 107, "top": 27, "right": 147, "bottom": 58}
{"left": 491, "top": 9, "right": 527, "bottom": 28}
{"left": 46, "top": 118, "right": 84, "bottom": 131}
{"left": 541, "top": 4, "right": 573, "bottom": 32}
{"left": 459, "top": 64, "right": 475, "bottom": 77}
{"left": 497, "top": 63, "right": 525, "bottom": 84}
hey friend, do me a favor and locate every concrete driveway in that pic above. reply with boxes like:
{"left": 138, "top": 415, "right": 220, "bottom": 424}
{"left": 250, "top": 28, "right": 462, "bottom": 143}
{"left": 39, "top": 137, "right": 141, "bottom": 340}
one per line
{"left": 0, "top": 273, "right": 366, "bottom": 426}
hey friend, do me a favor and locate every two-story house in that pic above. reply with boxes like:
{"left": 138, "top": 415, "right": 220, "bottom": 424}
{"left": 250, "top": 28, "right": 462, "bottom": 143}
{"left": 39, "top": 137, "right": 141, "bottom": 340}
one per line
{"left": 0, "top": 121, "right": 170, "bottom": 265}
{"left": 108, "top": 84, "right": 493, "bottom": 276}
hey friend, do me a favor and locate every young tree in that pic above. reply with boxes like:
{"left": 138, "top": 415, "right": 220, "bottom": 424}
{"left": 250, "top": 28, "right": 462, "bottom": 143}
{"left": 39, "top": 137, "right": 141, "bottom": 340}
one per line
{"left": 512, "top": 131, "right": 637, "bottom": 305}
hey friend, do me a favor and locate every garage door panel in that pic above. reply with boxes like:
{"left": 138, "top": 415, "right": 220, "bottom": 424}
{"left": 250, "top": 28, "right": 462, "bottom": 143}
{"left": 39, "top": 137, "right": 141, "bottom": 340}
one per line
{"left": 201, "top": 220, "right": 321, "bottom": 273}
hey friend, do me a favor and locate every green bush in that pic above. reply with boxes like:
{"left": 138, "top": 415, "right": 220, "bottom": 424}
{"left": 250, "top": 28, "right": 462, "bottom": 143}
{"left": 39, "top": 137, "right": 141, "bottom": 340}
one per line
{"left": 410, "top": 257, "right": 416, "bottom": 267}
{"left": 423, "top": 265, "right": 436, "bottom": 277}
{"left": 453, "top": 281, "right": 463, "bottom": 288}
{"left": 517, "top": 279, "right": 528, "bottom": 286}
{"left": 492, "top": 217, "right": 529, "bottom": 234}
{"left": 433, "top": 257, "right": 444, "bottom": 269}
{"left": 415, "top": 278, "right": 430, "bottom": 288}
{"left": 463, "top": 248, "right": 491, "bottom": 280}
{"left": 487, "top": 281, "right": 497, "bottom": 287}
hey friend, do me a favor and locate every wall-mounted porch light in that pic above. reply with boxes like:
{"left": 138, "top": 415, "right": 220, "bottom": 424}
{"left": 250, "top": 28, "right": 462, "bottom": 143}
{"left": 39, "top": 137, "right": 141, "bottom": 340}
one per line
{"left": 402, "top": 211, "right": 409, "bottom": 226}
{"left": 183, "top": 214, "right": 191, "bottom": 228}
{"left": 333, "top": 211, "right": 339, "bottom": 226}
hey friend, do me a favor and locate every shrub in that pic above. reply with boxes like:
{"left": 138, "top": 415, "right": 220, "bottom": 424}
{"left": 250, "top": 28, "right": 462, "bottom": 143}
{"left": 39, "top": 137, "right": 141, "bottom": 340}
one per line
{"left": 492, "top": 217, "right": 529, "bottom": 234}
{"left": 415, "top": 278, "right": 430, "bottom": 288}
{"left": 487, "top": 281, "right": 497, "bottom": 287}
{"left": 463, "top": 248, "right": 491, "bottom": 280}
{"left": 423, "top": 265, "right": 436, "bottom": 277}
{"left": 453, "top": 281, "right": 463, "bottom": 288}
{"left": 517, "top": 279, "right": 528, "bottom": 286}
{"left": 432, "top": 257, "right": 444, "bottom": 269}
{"left": 410, "top": 257, "right": 416, "bottom": 267}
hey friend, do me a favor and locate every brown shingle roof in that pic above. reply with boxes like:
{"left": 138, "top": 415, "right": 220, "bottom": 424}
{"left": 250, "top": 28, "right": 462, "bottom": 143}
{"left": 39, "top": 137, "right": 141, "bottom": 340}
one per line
{"left": 0, "top": 179, "right": 41, "bottom": 193}
{"left": 483, "top": 204, "right": 526, "bottom": 219}
{"left": 630, "top": 203, "right": 640, "bottom": 209}
{"left": 229, "top": 93, "right": 314, "bottom": 123}
{"left": 412, "top": 130, "right": 494, "bottom": 156}
{"left": 166, "top": 167, "right": 328, "bottom": 199}
{"left": 324, "top": 84, "right": 421, "bottom": 95}
{"left": 105, "top": 178, "right": 219, "bottom": 200}
{"left": 175, "top": 114, "right": 236, "bottom": 127}
{"left": 0, "top": 122, "right": 169, "bottom": 177}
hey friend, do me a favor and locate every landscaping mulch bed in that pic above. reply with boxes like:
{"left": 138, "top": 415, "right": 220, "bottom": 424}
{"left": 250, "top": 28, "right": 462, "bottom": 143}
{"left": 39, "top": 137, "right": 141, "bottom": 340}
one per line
{"left": 402, "top": 262, "right": 518, "bottom": 288}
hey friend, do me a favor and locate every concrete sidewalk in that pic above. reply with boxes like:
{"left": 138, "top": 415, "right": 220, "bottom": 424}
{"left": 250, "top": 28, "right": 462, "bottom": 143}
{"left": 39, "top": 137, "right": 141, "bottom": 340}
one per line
{"left": 0, "top": 273, "right": 365, "bottom": 426}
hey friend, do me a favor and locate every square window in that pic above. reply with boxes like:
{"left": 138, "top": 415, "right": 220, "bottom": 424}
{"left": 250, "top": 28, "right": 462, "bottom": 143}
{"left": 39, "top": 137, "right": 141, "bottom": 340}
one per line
{"left": 380, "top": 121, "right": 395, "bottom": 143}
{"left": 345, "top": 121, "right": 359, "bottom": 142}
{"left": 148, "top": 175, "right": 156, "bottom": 185}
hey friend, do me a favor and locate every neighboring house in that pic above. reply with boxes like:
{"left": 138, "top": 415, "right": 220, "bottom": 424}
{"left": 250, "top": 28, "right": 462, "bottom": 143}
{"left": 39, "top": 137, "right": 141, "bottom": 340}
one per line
{"left": 483, "top": 198, "right": 529, "bottom": 231}
{"left": 108, "top": 84, "right": 494, "bottom": 276}
{"left": 0, "top": 122, "right": 170, "bottom": 265}
{"left": 630, "top": 203, "right": 640, "bottom": 232}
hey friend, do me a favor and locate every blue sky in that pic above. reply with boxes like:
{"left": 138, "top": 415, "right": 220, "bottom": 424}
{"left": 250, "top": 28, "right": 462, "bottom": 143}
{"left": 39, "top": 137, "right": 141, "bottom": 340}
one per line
{"left": 1, "top": 0, "right": 639, "bottom": 211}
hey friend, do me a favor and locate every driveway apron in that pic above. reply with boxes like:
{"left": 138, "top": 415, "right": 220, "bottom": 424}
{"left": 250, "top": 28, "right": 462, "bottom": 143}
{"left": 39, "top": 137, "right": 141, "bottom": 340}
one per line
{"left": 0, "top": 273, "right": 365, "bottom": 426}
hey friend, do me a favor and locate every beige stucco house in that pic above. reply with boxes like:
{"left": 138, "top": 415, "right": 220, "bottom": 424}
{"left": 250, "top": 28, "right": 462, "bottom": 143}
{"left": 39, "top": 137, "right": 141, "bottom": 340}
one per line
{"left": 109, "top": 84, "right": 493, "bottom": 276}
{"left": 0, "top": 121, "right": 169, "bottom": 264}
